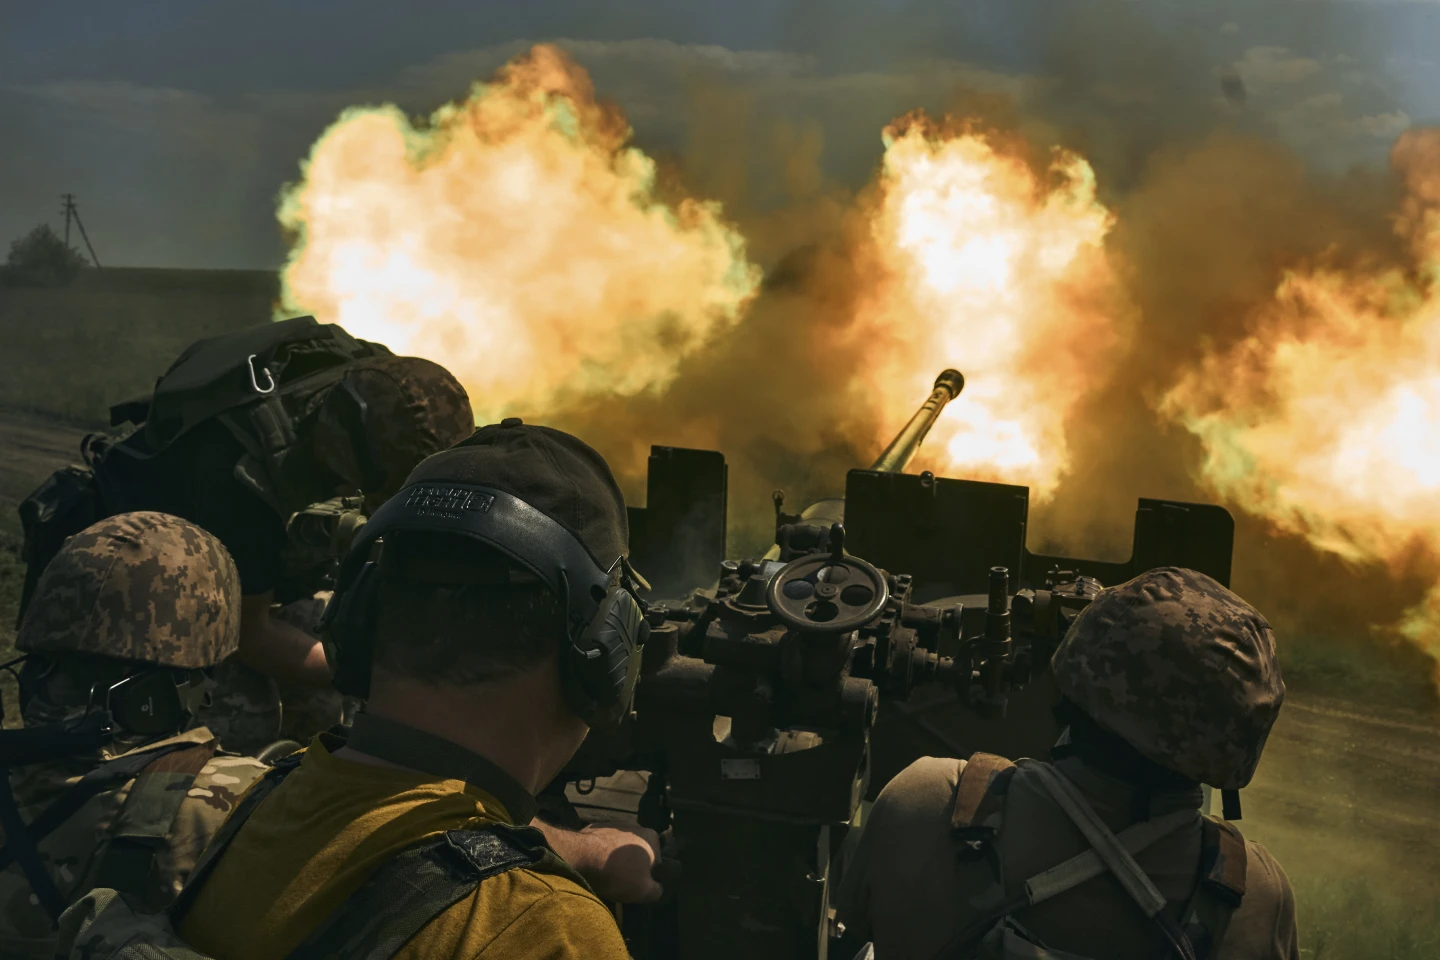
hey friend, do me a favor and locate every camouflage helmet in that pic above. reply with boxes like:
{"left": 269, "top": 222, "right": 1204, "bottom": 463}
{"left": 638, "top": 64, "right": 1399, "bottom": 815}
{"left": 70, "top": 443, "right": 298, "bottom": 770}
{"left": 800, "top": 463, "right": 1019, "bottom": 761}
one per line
{"left": 1050, "top": 566, "right": 1284, "bottom": 790}
{"left": 313, "top": 355, "right": 474, "bottom": 506}
{"left": 17, "top": 512, "right": 241, "bottom": 669}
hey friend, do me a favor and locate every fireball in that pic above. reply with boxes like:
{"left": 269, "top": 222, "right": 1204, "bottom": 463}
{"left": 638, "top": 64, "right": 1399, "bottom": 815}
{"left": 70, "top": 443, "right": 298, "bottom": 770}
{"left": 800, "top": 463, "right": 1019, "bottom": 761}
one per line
{"left": 1162, "top": 129, "right": 1440, "bottom": 662}
{"left": 277, "top": 44, "right": 760, "bottom": 421}
{"left": 851, "top": 116, "right": 1122, "bottom": 498}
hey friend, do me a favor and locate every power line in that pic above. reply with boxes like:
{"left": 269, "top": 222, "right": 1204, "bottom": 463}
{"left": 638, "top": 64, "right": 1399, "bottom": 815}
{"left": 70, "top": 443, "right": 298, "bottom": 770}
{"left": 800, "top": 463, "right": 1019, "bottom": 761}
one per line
{"left": 60, "top": 193, "right": 102, "bottom": 271}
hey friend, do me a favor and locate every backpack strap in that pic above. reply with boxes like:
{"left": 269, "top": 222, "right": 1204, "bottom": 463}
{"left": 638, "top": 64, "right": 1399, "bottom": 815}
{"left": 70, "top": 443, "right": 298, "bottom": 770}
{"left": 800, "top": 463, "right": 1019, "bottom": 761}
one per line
{"left": 1021, "top": 807, "right": 1197, "bottom": 907}
{"left": 1026, "top": 762, "right": 1199, "bottom": 960}
{"left": 1199, "top": 817, "right": 1246, "bottom": 906}
{"left": 90, "top": 737, "right": 221, "bottom": 895}
{"left": 0, "top": 739, "right": 197, "bottom": 924}
{"left": 284, "top": 823, "right": 589, "bottom": 960}
{"left": 167, "top": 752, "right": 303, "bottom": 928}
{"left": 1175, "top": 817, "right": 1247, "bottom": 959}
{"left": 950, "top": 752, "right": 1017, "bottom": 854}
{"left": 938, "top": 803, "right": 1196, "bottom": 958}
{"left": 0, "top": 763, "right": 68, "bottom": 921}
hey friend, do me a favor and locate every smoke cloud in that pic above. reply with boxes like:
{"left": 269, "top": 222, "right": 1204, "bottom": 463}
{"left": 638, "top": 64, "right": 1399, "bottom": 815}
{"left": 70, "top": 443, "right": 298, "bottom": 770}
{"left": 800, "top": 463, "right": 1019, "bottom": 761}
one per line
{"left": 264, "top": 8, "right": 1440, "bottom": 696}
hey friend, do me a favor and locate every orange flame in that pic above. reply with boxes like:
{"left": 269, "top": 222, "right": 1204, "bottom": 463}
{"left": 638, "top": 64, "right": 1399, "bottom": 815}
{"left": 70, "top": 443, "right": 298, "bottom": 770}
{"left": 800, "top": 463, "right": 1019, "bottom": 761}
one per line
{"left": 1162, "top": 129, "right": 1440, "bottom": 664}
{"left": 850, "top": 116, "right": 1122, "bottom": 497}
{"left": 277, "top": 44, "right": 760, "bottom": 420}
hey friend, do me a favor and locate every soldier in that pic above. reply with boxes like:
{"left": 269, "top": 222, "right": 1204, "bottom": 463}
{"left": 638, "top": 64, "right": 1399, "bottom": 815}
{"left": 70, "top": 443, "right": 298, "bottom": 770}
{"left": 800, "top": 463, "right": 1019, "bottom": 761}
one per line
{"left": 0, "top": 512, "right": 269, "bottom": 960}
{"left": 18, "top": 317, "right": 475, "bottom": 691}
{"left": 159, "top": 420, "right": 657, "bottom": 958}
{"left": 835, "top": 567, "right": 1298, "bottom": 960}
{"left": 198, "top": 593, "right": 351, "bottom": 757}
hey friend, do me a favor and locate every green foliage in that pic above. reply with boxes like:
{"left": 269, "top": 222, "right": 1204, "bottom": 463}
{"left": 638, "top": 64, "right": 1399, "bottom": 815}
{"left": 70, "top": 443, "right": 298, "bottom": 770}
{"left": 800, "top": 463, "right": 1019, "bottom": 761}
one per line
{"left": 4, "top": 224, "right": 89, "bottom": 288}
{"left": 1297, "top": 875, "right": 1440, "bottom": 959}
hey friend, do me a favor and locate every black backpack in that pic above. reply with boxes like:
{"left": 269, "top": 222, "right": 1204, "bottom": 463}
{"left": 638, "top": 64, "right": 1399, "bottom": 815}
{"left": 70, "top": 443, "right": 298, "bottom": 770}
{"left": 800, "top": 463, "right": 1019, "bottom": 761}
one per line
{"left": 16, "top": 317, "right": 389, "bottom": 623}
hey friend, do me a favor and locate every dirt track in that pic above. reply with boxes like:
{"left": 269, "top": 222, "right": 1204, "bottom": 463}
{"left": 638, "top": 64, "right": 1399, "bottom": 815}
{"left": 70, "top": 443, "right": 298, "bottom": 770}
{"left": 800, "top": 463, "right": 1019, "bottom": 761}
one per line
{"left": 0, "top": 411, "right": 91, "bottom": 523}
{"left": 1244, "top": 695, "right": 1440, "bottom": 902}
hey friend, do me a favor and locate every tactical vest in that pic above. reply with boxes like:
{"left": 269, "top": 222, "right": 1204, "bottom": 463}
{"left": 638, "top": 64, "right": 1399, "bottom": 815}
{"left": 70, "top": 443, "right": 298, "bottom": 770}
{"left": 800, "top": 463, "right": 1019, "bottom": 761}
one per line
{"left": 53, "top": 753, "right": 589, "bottom": 960}
{"left": 0, "top": 733, "right": 221, "bottom": 926}
{"left": 16, "top": 317, "right": 389, "bottom": 622}
{"left": 941, "top": 754, "right": 1247, "bottom": 960}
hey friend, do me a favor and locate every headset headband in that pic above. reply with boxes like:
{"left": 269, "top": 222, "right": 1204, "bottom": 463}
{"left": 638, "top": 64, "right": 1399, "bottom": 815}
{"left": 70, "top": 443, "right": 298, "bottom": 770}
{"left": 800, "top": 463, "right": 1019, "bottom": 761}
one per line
{"left": 338, "top": 482, "right": 615, "bottom": 637}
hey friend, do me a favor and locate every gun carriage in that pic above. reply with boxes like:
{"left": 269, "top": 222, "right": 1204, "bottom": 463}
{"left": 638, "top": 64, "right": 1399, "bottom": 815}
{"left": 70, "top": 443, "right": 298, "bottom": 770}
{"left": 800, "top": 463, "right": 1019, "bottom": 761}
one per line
{"left": 275, "top": 369, "right": 1234, "bottom": 960}
{"left": 558, "top": 370, "right": 1236, "bottom": 959}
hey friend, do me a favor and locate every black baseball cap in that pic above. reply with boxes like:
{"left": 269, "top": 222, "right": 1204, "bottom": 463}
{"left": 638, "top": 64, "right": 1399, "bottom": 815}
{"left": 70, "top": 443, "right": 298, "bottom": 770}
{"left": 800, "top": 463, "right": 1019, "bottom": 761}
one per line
{"left": 402, "top": 418, "right": 629, "bottom": 570}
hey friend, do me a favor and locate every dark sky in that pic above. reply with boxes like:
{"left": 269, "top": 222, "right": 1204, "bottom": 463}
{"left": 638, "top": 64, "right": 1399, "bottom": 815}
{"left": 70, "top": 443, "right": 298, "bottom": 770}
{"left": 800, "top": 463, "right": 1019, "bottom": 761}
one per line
{"left": 3, "top": 0, "right": 1437, "bottom": 268}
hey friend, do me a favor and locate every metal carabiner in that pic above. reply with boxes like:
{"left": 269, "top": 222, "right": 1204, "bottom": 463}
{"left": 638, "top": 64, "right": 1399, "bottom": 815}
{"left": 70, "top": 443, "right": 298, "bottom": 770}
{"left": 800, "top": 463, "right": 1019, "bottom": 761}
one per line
{"left": 247, "top": 354, "right": 277, "bottom": 394}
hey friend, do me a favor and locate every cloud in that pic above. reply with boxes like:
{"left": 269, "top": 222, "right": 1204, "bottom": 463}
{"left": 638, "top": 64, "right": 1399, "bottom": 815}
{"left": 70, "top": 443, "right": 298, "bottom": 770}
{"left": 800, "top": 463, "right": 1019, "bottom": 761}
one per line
{"left": 0, "top": 37, "right": 1045, "bottom": 268}
{"left": 0, "top": 29, "right": 1420, "bottom": 268}
{"left": 1279, "top": 90, "right": 1413, "bottom": 143}
{"left": 1232, "top": 46, "right": 1324, "bottom": 91}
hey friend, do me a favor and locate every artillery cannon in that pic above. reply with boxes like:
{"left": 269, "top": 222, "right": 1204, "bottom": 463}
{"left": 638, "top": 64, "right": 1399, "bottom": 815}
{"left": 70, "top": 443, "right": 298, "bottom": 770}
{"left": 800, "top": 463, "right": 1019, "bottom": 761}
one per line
{"left": 281, "top": 370, "right": 1235, "bottom": 959}
{"left": 563, "top": 371, "right": 1235, "bottom": 959}
{"left": 869, "top": 368, "right": 965, "bottom": 473}
{"left": 768, "top": 369, "right": 964, "bottom": 563}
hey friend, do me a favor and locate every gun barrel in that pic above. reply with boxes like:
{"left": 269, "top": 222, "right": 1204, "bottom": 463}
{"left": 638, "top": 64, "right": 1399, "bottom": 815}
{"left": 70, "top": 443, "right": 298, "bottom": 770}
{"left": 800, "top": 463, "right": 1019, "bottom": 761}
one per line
{"left": 869, "top": 369, "right": 965, "bottom": 473}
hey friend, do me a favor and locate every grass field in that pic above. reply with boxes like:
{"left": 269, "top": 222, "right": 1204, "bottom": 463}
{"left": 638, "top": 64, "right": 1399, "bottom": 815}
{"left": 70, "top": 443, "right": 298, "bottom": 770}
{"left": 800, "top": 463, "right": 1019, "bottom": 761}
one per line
{"left": 1292, "top": 876, "right": 1440, "bottom": 960}
{"left": 1, "top": 272, "right": 1438, "bottom": 958}
{"left": 0, "top": 268, "right": 276, "bottom": 425}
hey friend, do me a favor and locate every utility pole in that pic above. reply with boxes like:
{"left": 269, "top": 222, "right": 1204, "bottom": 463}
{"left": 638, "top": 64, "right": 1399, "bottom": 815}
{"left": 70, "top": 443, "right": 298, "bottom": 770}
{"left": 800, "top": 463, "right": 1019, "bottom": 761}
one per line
{"left": 60, "top": 193, "right": 102, "bottom": 271}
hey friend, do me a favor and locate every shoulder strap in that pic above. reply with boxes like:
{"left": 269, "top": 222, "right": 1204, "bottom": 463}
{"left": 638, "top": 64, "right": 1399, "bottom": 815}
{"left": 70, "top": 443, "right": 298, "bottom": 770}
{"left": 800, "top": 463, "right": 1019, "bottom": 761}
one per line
{"left": 1022, "top": 807, "right": 1197, "bottom": 908}
{"left": 951, "top": 752, "right": 1017, "bottom": 853}
{"left": 0, "top": 765, "right": 68, "bottom": 922}
{"left": 937, "top": 804, "right": 1197, "bottom": 959}
{"left": 1177, "top": 817, "right": 1247, "bottom": 960}
{"left": 0, "top": 739, "right": 196, "bottom": 922}
{"left": 1199, "top": 817, "right": 1246, "bottom": 906}
{"left": 285, "top": 823, "right": 583, "bottom": 960}
{"left": 1026, "top": 762, "right": 1199, "bottom": 960}
{"left": 167, "top": 753, "right": 302, "bottom": 928}
{"left": 90, "top": 737, "right": 221, "bottom": 895}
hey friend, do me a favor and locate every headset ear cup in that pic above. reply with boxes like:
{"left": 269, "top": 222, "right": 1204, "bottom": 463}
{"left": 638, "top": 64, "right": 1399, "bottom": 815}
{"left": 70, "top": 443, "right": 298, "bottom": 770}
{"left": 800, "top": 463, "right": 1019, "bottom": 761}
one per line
{"left": 563, "top": 587, "right": 646, "bottom": 727}
{"left": 107, "top": 669, "right": 187, "bottom": 737}
{"left": 325, "top": 561, "right": 379, "bottom": 699}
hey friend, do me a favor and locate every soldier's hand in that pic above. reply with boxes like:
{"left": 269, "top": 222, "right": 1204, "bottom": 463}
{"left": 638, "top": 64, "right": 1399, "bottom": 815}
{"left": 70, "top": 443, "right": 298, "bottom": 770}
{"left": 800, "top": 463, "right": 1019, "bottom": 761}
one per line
{"left": 536, "top": 820, "right": 664, "bottom": 904}
{"left": 578, "top": 823, "right": 664, "bottom": 905}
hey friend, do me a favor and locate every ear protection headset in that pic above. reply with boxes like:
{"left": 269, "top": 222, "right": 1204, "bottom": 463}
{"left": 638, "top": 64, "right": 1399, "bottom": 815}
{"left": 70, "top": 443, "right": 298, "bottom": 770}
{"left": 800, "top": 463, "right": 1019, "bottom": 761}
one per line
{"left": 0, "top": 660, "right": 214, "bottom": 766}
{"left": 320, "top": 481, "right": 649, "bottom": 727}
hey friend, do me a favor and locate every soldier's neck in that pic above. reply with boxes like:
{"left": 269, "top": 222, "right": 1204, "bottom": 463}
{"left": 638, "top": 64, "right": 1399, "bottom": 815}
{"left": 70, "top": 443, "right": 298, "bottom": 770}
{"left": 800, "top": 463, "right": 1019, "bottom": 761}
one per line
{"left": 333, "top": 666, "right": 587, "bottom": 797}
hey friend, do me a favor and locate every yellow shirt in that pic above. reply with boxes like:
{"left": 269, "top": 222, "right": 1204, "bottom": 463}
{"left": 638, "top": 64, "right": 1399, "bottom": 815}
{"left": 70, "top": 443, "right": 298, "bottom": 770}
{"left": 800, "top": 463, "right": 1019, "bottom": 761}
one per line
{"left": 178, "top": 737, "right": 630, "bottom": 960}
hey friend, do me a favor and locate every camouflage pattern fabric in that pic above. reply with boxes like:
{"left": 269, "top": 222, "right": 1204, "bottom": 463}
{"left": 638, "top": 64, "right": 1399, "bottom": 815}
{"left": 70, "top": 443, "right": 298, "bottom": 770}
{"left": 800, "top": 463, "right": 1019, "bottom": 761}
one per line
{"left": 313, "top": 356, "right": 475, "bottom": 508}
{"left": 16, "top": 513, "right": 241, "bottom": 670}
{"left": 194, "top": 663, "right": 281, "bottom": 758}
{"left": 272, "top": 592, "right": 352, "bottom": 741}
{"left": 196, "top": 593, "right": 356, "bottom": 754}
{"left": 1050, "top": 566, "right": 1285, "bottom": 790}
{"left": 55, "top": 886, "right": 211, "bottom": 960}
{"left": 0, "top": 726, "right": 268, "bottom": 960}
